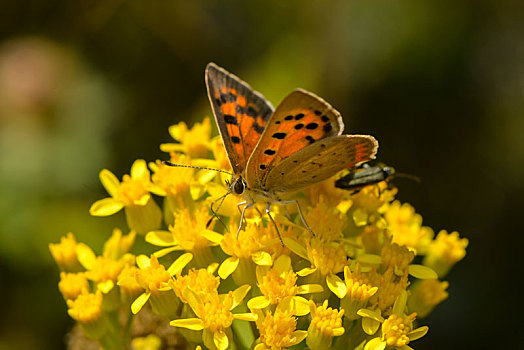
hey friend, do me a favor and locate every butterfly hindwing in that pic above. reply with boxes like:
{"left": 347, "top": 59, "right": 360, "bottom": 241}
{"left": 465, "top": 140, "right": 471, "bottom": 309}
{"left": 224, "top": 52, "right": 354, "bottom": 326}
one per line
{"left": 206, "top": 63, "right": 274, "bottom": 174}
{"left": 265, "top": 135, "right": 378, "bottom": 193}
{"left": 245, "top": 89, "right": 344, "bottom": 189}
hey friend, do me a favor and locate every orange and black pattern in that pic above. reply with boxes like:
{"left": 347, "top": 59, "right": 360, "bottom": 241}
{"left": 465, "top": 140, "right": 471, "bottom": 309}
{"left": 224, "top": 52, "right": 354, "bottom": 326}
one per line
{"left": 206, "top": 63, "right": 273, "bottom": 174}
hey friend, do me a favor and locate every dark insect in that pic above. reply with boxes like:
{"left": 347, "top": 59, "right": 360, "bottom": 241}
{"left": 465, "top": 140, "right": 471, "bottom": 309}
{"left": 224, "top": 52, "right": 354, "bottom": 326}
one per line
{"left": 335, "top": 163, "right": 395, "bottom": 193}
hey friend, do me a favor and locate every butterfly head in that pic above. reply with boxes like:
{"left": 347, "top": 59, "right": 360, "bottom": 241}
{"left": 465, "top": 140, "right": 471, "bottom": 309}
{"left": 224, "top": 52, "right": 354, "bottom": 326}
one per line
{"left": 231, "top": 176, "right": 246, "bottom": 195}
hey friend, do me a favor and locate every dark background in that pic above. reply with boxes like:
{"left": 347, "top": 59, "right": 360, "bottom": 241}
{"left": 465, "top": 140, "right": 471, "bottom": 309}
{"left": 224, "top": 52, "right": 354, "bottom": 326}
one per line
{"left": 0, "top": 1, "right": 522, "bottom": 349}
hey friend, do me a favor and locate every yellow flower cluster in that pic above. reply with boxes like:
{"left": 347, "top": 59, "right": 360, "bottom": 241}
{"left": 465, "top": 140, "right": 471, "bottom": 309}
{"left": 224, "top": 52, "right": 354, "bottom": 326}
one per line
{"left": 50, "top": 118, "right": 468, "bottom": 350}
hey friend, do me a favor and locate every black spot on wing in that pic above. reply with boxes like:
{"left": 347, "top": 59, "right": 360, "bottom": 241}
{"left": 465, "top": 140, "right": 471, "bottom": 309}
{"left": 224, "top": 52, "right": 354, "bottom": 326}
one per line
{"left": 272, "top": 132, "right": 287, "bottom": 139}
{"left": 231, "top": 136, "right": 240, "bottom": 144}
{"left": 224, "top": 114, "right": 238, "bottom": 125}
{"left": 246, "top": 106, "right": 258, "bottom": 117}
{"left": 314, "top": 110, "right": 322, "bottom": 116}
{"left": 295, "top": 113, "right": 305, "bottom": 120}
{"left": 294, "top": 123, "right": 304, "bottom": 130}
{"left": 305, "top": 135, "right": 315, "bottom": 144}
{"left": 306, "top": 123, "right": 319, "bottom": 130}
{"left": 264, "top": 149, "right": 276, "bottom": 155}
{"left": 323, "top": 124, "right": 333, "bottom": 133}
{"left": 259, "top": 164, "right": 267, "bottom": 170}
{"left": 321, "top": 115, "right": 330, "bottom": 122}
{"left": 285, "top": 115, "right": 293, "bottom": 121}
{"left": 253, "top": 122, "right": 264, "bottom": 134}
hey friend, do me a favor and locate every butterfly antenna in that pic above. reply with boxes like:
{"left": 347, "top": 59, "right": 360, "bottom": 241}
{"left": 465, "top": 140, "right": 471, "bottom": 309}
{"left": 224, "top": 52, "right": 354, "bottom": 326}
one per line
{"left": 394, "top": 172, "right": 421, "bottom": 184}
{"left": 163, "top": 161, "right": 234, "bottom": 176}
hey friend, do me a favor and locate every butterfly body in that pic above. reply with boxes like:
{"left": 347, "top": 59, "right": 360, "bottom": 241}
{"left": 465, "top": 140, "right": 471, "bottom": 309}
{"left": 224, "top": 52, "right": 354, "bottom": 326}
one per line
{"left": 205, "top": 63, "right": 378, "bottom": 233}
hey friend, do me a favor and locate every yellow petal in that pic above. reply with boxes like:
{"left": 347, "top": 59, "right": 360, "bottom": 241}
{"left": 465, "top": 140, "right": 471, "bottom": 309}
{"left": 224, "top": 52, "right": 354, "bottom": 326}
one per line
{"left": 131, "top": 159, "right": 148, "bottom": 181}
{"left": 97, "top": 280, "right": 114, "bottom": 294}
{"left": 283, "top": 237, "right": 308, "bottom": 259}
{"left": 183, "top": 288, "right": 203, "bottom": 317}
{"left": 364, "top": 337, "right": 386, "bottom": 350}
{"left": 131, "top": 292, "right": 150, "bottom": 314}
{"left": 408, "top": 264, "right": 438, "bottom": 279}
{"left": 136, "top": 255, "right": 151, "bottom": 269}
{"left": 297, "top": 267, "right": 317, "bottom": 277}
{"left": 327, "top": 273, "right": 347, "bottom": 298}
{"left": 357, "top": 309, "right": 384, "bottom": 322}
{"left": 357, "top": 254, "right": 383, "bottom": 265}
{"left": 254, "top": 344, "right": 267, "bottom": 350}
{"left": 247, "top": 296, "right": 270, "bottom": 310}
{"left": 274, "top": 254, "right": 291, "bottom": 274}
{"left": 251, "top": 251, "right": 272, "bottom": 266}
{"left": 153, "top": 246, "right": 181, "bottom": 258}
{"left": 89, "top": 198, "right": 124, "bottom": 216}
{"left": 408, "top": 326, "right": 429, "bottom": 341}
{"left": 170, "top": 318, "right": 204, "bottom": 331}
{"left": 145, "top": 230, "right": 175, "bottom": 246}
{"left": 234, "top": 313, "right": 258, "bottom": 322}
{"left": 134, "top": 193, "right": 151, "bottom": 206}
{"left": 292, "top": 296, "right": 310, "bottom": 316}
{"left": 286, "top": 330, "right": 308, "bottom": 346}
{"left": 160, "top": 143, "right": 185, "bottom": 153}
{"left": 76, "top": 243, "right": 96, "bottom": 269}
{"left": 353, "top": 208, "right": 368, "bottom": 226}
{"left": 200, "top": 230, "right": 224, "bottom": 244}
{"left": 218, "top": 257, "right": 239, "bottom": 280}
{"left": 392, "top": 290, "right": 408, "bottom": 316}
{"left": 214, "top": 330, "right": 229, "bottom": 350}
{"left": 231, "top": 285, "right": 251, "bottom": 309}
{"left": 362, "top": 316, "right": 381, "bottom": 335}
{"left": 167, "top": 252, "right": 193, "bottom": 276}
{"left": 99, "top": 169, "right": 120, "bottom": 197}
{"left": 296, "top": 284, "right": 324, "bottom": 294}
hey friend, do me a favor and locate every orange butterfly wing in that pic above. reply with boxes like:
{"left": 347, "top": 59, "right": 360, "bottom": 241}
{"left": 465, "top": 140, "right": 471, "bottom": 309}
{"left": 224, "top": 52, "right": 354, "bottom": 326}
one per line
{"left": 265, "top": 135, "right": 378, "bottom": 193}
{"left": 245, "top": 89, "right": 344, "bottom": 189}
{"left": 206, "top": 63, "right": 274, "bottom": 174}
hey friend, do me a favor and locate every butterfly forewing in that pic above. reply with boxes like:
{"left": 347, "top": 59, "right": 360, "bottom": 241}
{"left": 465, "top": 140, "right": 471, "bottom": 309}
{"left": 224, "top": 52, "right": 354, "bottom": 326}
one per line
{"left": 206, "top": 63, "right": 274, "bottom": 174}
{"left": 246, "top": 89, "right": 344, "bottom": 189}
{"left": 265, "top": 135, "right": 378, "bottom": 193}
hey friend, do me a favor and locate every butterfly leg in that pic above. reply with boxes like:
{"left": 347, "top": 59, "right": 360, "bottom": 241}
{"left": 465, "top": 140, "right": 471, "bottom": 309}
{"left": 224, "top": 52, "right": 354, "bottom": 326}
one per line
{"left": 236, "top": 201, "right": 253, "bottom": 238}
{"left": 265, "top": 203, "right": 284, "bottom": 245}
{"left": 276, "top": 200, "right": 315, "bottom": 237}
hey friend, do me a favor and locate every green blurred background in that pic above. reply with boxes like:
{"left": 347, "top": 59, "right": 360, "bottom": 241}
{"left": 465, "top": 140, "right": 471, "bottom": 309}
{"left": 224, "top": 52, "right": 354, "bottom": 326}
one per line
{"left": 0, "top": 0, "right": 522, "bottom": 349}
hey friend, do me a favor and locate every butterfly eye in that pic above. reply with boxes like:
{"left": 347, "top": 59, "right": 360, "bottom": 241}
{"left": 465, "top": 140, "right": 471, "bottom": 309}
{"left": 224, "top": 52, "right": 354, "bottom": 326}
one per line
{"left": 233, "top": 178, "right": 245, "bottom": 195}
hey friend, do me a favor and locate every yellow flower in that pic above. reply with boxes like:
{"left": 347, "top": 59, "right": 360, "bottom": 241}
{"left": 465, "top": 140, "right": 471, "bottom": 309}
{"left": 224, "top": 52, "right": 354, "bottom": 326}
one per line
{"left": 49, "top": 233, "right": 85, "bottom": 272}
{"left": 67, "top": 290, "right": 108, "bottom": 339}
{"left": 367, "top": 267, "right": 408, "bottom": 314}
{"left": 58, "top": 272, "right": 89, "bottom": 301}
{"left": 304, "top": 199, "right": 347, "bottom": 242}
{"left": 408, "top": 279, "right": 449, "bottom": 318}
{"left": 146, "top": 207, "right": 223, "bottom": 267}
{"left": 359, "top": 292, "right": 428, "bottom": 349}
{"left": 131, "top": 334, "right": 162, "bottom": 350}
{"left": 89, "top": 159, "right": 162, "bottom": 234}
{"left": 253, "top": 299, "right": 308, "bottom": 350}
{"left": 102, "top": 228, "right": 136, "bottom": 260}
{"left": 247, "top": 255, "right": 323, "bottom": 315}
{"left": 306, "top": 300, "right": 345, "bottom": 349}
{"left": 424, "top": 230, "right": 468, "bottom": 278}
{"left": 131, "top": 253, "right": 192, "bottom": 318}
{"left": 340, "top": 265, "right": 378, "bottom": 320}
{"left": 218, "top": 221, "right": 274, "bottom": 285}
{"left": 171, "top": 285, "right": 256, "bottom": 350}
{"left": 149, "top": 153, "right": 212, "bottom": 224}
{"left": 383, "top": 201, "right": 434, "bottom": 254}
{"left": 292, "top": 238, "right": 348, "bottom": 300}
{"left": 170, "top": 263, "right": 220, "bottom": 304}
{"left": 160, "top": 117, "right": 212, "bottom": 158}
{"left": 117, "top": 265, "right": 142, "bottom": 305}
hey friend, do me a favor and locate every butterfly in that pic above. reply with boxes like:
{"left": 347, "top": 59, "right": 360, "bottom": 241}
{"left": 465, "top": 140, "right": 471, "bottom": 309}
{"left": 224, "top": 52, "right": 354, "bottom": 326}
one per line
{"left": 205, "top": 62, "right": 379, "bottom": 238}
{"left": 334, "top": 163, "right": 395, "bottom": 193}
